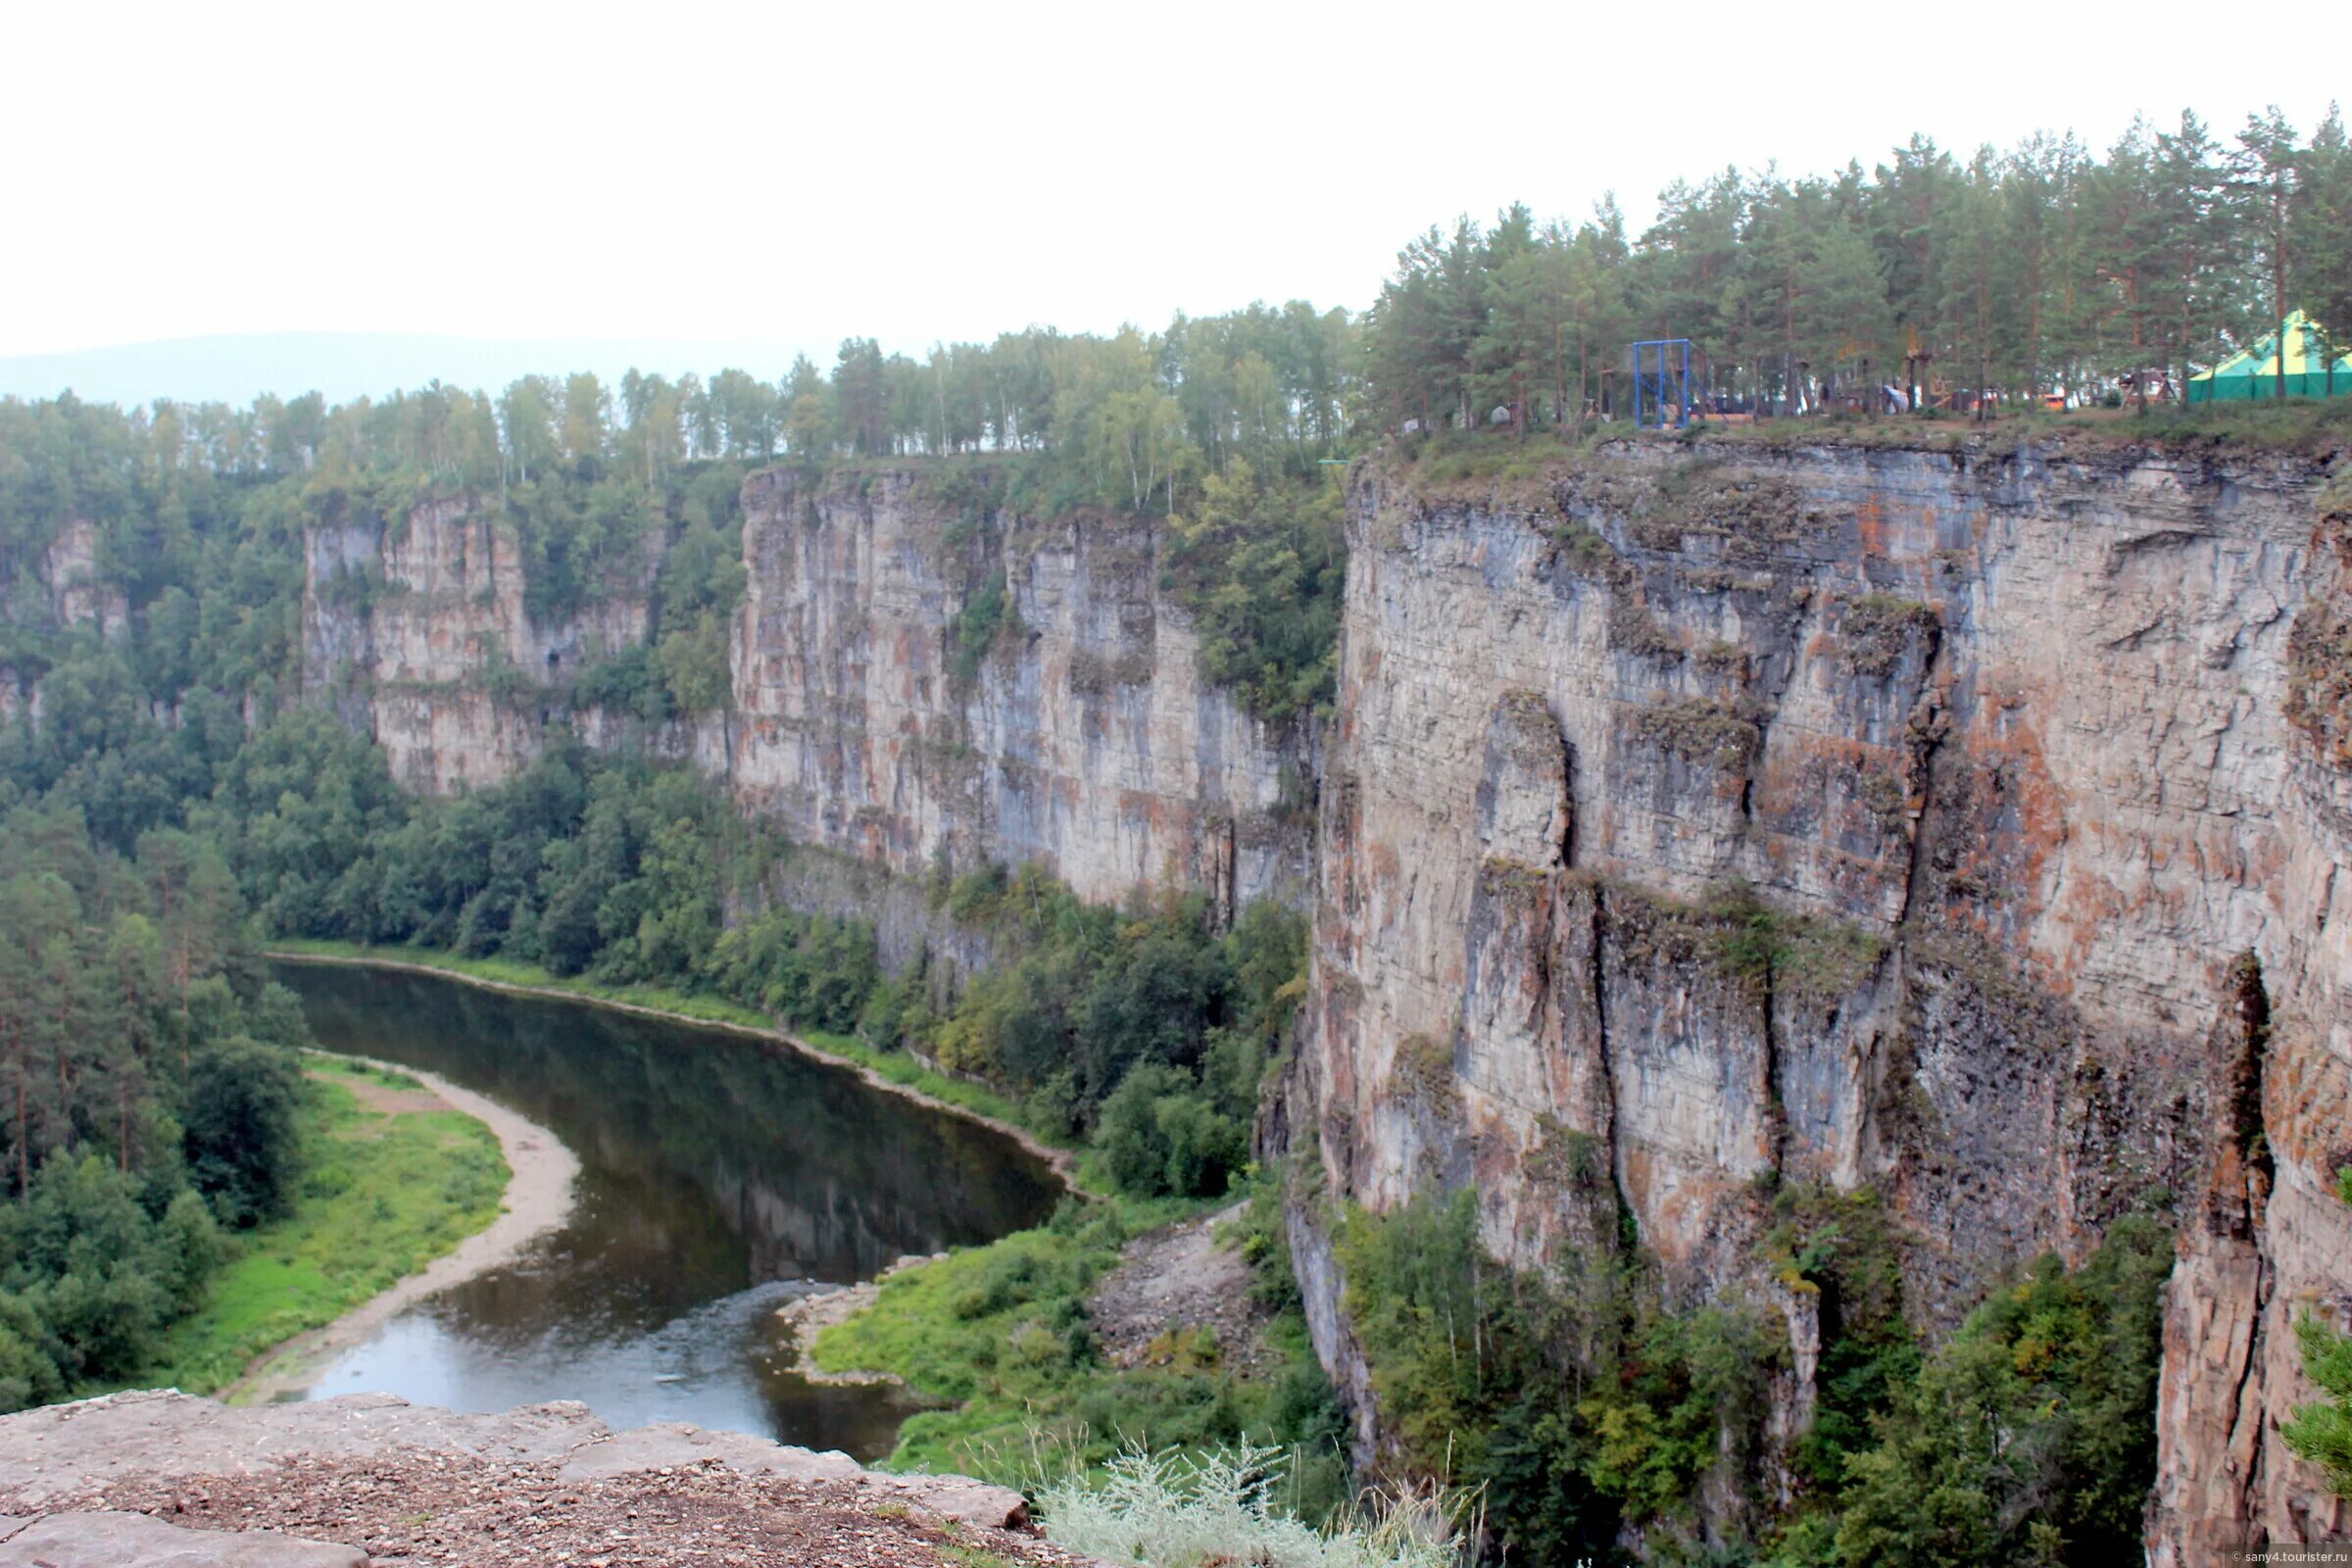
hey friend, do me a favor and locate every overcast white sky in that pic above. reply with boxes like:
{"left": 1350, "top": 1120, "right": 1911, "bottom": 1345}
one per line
{"left": 6, "top": 0, "right": 2347, "bottom": 383}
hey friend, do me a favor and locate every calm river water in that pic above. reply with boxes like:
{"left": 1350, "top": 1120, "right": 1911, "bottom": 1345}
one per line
{"left": 272, "top": 961, "right": 1062, "bottom": 1459}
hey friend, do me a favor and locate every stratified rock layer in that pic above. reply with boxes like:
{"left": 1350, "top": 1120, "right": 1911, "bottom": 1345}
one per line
{"left": 725, "top": 468, "right": 1310, "bottom": 909}
{"left": 302, "top": 493, "right": 656, "bottom": 791}
{"left": 301, "top": 470, "right": 1313, "bottom": 914}
{"left": 1285, "top": 443, "right": 2349, "bottom": 1555}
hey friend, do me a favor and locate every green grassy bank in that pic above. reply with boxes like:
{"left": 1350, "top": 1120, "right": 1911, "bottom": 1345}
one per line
{"left": 136, "top": 1055, "right": 508, "bottom": 1396}
{"left": 810, "top": 1184, "right": 1348, "bottom": 1518}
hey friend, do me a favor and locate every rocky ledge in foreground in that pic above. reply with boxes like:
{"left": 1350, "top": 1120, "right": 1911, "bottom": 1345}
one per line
{"left": 0, "top": 1390, "right": 1087, "bottom": 1567}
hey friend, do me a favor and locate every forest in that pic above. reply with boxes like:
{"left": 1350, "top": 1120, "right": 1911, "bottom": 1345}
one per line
{"left": 0, "top": 803, "right": 313, "bottom": 1407}
{"left": 1364, "top": 108, "right": 2352, "bottom": 427}
{"left": 3, "top": 101, "right": 2352, "bottom": 1563}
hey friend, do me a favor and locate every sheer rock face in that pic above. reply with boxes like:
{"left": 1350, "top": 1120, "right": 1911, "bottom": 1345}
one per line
{"left": 1282, "top": 442, "right": 2350, "bottom": 1550}
{"left": 300, "top": 494, "right": 655, "bottom": 792}
{"left": 36, "top": 520, "right": 129, "bottom": 640}
{"left": 723, "top": 468, "right": 1311, "bottom": 911}
{"left": 300, "top": 471, "right": 1313, "bottom": 915}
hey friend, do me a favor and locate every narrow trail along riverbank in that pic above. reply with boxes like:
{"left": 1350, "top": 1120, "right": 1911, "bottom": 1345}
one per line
{"left": 221, "top": 1055, "right": 581, "bottom": 1406}
{"left": 267, "top": 950, "right": 1083, "bottom": 1191}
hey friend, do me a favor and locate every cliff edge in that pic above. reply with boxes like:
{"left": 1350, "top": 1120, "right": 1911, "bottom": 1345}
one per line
{"left": 0, "top": 1391, "right": 1080, "bottom": 1568}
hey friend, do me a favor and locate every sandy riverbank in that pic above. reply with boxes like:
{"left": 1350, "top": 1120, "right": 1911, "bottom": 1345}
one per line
{"left": 221, "top": 1056, "right": 580, "bottom": 1405}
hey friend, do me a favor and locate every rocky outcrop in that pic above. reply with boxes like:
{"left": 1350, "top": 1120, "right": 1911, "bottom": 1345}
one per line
{"left": 35, "top": 520, "right": 128, "bottom": 639}
{"left": 725, "top": 467, "right": 1311, "bottom": 911}
{"left": 0, "top": 1391, "right": 1055, "bottom": 1566}
{"left": 1284, "top": 439, "right": 2351, "bottom": 1551}
{"left": 0, "top": 1512, "right": 363, "bottom": 1567}
{"left": 300, "top": 469, "right": 1312, "bottom": 918}
{"left": 302, "top": 493, "right": 655, "bottom": 791}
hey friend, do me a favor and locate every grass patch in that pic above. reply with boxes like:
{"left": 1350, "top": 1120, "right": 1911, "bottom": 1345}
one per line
{"left": 269, "top": 938, "right": 1068, "bottom": 1157}
{"left": 1836, "top": 594, "right": 1941, "bottom": 677}
{"left": 137, "top": 1056, "right": 508, "bottom": 1395}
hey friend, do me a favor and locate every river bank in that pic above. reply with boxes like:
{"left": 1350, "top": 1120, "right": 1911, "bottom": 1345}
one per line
{"left": 220, "top": 1055, "right": 580, "bottom": 1406}
{"left": 266, "top": 944, "right": 1085, "bottom": 1193}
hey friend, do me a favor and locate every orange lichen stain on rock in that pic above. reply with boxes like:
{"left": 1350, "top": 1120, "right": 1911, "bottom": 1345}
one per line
{"left": 868, "top": 624, "right": 911, "bottom": 678}
{"left": 1965, "top": 714, "right": 2078, "bottom": 976}
{"left": 1116, "top": 788, "right": 1158, "bottom": 828}
{"left": 1144, "top": 790, "right": 1200, "bottom": 851}
{"left": 1856, "top": 494, "right": 1890, "bottom": 559}
{"left": 1617, "top": 1145, "right": 1658, "bottom": 1231}
{"left": 2262, "top": 1027, "right": 2349, "bottom": 1171}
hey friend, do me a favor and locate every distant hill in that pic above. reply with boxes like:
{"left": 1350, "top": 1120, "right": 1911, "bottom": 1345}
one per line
{"left": 0, "top": 332, "right": 820, "bottom": 408}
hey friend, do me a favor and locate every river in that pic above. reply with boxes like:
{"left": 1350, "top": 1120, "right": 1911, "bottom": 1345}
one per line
{"left": 270, "top": 961, "right": 1063, "bottom": 1460}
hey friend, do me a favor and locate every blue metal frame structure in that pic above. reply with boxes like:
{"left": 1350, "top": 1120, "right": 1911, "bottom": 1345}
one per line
{"left": 1631, "top": 338, "right": 1693, "bottom": 428}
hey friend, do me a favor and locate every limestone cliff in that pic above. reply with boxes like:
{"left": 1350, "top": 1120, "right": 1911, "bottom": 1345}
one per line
{"left": 301, "top": 492, "right": 655, "bottom": 792}
{"left": 304, "top": 469, "right": 1315, "bottom": 916}
{"left": 1281, "top": 439, "right": 2350, "bottom": 1554}
{"left": 0, "top": 518, "right": 130, "bottom": 720}
{"left": 37, "top": 519, "right": 128, "bottom": 640}
{"left": 723, "top": 467, "right": 1312, "bottom": 911}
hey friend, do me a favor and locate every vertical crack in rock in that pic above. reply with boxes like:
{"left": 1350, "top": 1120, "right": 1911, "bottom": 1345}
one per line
{"left": 2227, "top": 954, "right": 2276, "bottom": 1191}
{"left": 1559, "top": 731, "right": 1579, "bottom": 870}
{"left": 1894, "top": 672, "right": 1949, "bottom": 928}
{"left": 1761, "top": 939, "right": 1788, "bottom": 1178}
{"left": 2225, "top": 954, "right": 2277, "bottom": 1539}
{"left": 1587, "top": 884, "right": 1635, "bottom": 1249}
{"left": 2152, "top": 953, "right": 2287, "bottom": 1562}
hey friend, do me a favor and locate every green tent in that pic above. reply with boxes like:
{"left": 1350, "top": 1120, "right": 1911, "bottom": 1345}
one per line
{"left": 2187, "top": 311, "right": 2352, "bottom": 402}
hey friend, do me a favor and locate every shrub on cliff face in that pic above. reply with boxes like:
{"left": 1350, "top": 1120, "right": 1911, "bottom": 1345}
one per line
{"left": 1333, "top": 1189, "right": 1780, "bottom": 1560}
{"left": 949, "top": 567, "right": 1016, "bottom": 687}
{"left": 1823, "top": 1216, "right": 2173, "bottom": 1568}
{"left": 2284, "top": 1312, "right": 2352, "bottom": 1499}
{"left": 1834, "top": 595, "right": 1941, "bottom": 678}
{"left": 1160, "top": 459, "right": 1345, "bottom": 726}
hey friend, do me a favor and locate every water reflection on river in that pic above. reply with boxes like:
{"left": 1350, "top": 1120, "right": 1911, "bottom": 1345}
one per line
{"left": 273, "top": 962, "right": 1062, "bottom": 1459}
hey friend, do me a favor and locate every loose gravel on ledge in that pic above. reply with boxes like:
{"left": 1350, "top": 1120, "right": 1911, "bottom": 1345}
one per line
{"left": 0, "top": 1392, "right": 1102, "bottom": 1568}
{"left": 10, "top": 1450, "right": 1096, "bottom": 1567}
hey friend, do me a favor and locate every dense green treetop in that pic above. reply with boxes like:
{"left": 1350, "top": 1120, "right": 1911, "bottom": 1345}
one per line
{"left": 1363, "top": 106, "right": 2352, "bottom": 428}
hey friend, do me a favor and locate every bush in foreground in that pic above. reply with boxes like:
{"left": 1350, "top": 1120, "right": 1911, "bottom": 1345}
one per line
{"left": 1039, "top": 1441, "right": 1467, "bottom": 1568}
